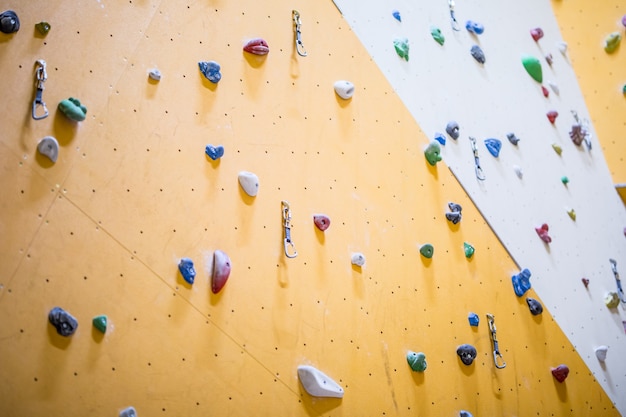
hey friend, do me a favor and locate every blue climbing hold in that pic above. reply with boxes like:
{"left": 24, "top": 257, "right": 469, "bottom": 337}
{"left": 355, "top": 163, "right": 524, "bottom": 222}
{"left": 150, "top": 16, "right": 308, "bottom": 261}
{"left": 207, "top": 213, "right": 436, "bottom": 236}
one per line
{"left": 178, "top": 258, "right": 196, "bottom": 284}
{"left": 205, "top": 144, "right": 225, "bottom": 160}
{"left": 468, "top": 312, "right": 479, "bottom": 327}
{"left": 392, "top": 10, "right": 401, "bottom": 22}
{"left": 512, "top": 268, "right": 532, "bottom": 297}
{"left": 465, "top": 20, "right": 484, "bottom": 35}
{"left": 434, "top": 132, "right": 446, "bottom": 146}
{"left": 198, "top": 61, "right": 222, "bottom": 83}
{"left": 484, "top": 138, "right": 502, "bottom": 157}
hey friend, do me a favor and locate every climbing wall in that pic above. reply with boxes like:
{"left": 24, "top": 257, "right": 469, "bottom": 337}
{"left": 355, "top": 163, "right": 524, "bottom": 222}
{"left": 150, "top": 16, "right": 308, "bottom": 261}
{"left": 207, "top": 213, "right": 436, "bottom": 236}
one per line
{"left": 332, "top": 0, "right": 626, "bottom": 413}
{"left": 0, "top": 1, "right": 621, "bottom": 416}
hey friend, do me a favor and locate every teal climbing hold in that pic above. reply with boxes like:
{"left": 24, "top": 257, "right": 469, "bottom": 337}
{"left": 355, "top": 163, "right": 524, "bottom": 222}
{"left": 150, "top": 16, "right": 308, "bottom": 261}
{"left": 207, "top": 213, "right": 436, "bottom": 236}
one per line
{"left": 393, "top": 38, "right": 410, "bottom": 61}
{"left": 464, "top": 242, "right": 475, "bottom": 258}
{"left": 58, "top": 97, "right": 87, "bottom": 122}
{"left": 420, "top": 244, "right": 434, "bottom": 259}
{"left": 431, "top": 27, "right": 445, "bottom": 45}
{"left": 406, "top": 351, "right": 427, "bottom": 372}
{"left": 92, "top": 315, "right": 108, "bottom": 333}
{"left": 521, "top": 55, "right": 542, "bottom": 83}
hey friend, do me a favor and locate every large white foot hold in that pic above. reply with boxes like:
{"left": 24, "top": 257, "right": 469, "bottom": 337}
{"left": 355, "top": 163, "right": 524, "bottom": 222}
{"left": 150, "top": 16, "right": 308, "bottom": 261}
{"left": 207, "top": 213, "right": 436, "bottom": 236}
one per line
{"left": 297, "top": 365, "right": 344, "bottom": 398}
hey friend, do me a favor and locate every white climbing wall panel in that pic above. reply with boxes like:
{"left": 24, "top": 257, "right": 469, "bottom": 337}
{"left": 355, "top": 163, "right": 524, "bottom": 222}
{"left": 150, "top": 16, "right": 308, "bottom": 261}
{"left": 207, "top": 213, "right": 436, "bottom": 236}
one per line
{"left": 332, "top": 0, "right": 626, "bottom": 413}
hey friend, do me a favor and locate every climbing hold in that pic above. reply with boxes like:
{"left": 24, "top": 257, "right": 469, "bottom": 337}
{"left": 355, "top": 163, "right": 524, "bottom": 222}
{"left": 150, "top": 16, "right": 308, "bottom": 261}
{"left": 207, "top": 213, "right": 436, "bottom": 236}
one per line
{"left": 198, "top": 61, "right": 221, "bottom": 83}
{"left": 464, "top": 242, "right": 475, "bottom": 259}
{"left": 238, "top": 171, "right": 259, "bottom": 197}
{"left": 506, "top": 133, "right": 520, "bottom": 145}
{"left": 465, "top": 20, "right": 484, "bottom": 35}
{"left": 605, "top": 291, "right": 619, "bottom": 308}
{"left": 313, "top": 214, "right": 331, "bottom": 231}
{"left": 526, "top": 298, "right": 543, "bottom": 315}
{"left": 392, "top": 10, "right": 401, "bottom": 22}
{"left": 470, "top": 45, "right": 485, "bottom": 64}
{"left": 446, "top": 121, "right": 460, "bottom": 140}
{"left": 406, "top": 351, "right": 427, "bottom": 372}
{"left": 393, "top": 37, "right": 410, "bottom": 61}
{"left": 431, "top": 27, "right": 445, "bottom": 45}
{"left": 566, "top": 208, "right": 576, "bottom": 221}
{"left": 542, "top": 86, "right": 549, "bottom": 98}
{"left": 512, "top": 268, "right": 532, "bottom": 297}
{"left": 58, "top": 97, "right": 87, "bottom": 122}
{"left": 582, "top": 278, "right": 589, "bottom": 288}
{"left": 37, "top": 136, "right": 59, "bottom": 163}
{"left": 551, "top": 364, "right": 569, "bottom": 383}
{"left": 546, "top": 110, "right": 558, "bottom": 124}
{"left": 178, "top": 258, "right": 196, "bottom": 284}
{"left": 561, "top": 176, "right": 569, "bottom": 185}
{"left": 48, "top": 307, "right": 78, "bottom": 337}
{"left": 419, "top": 244, "right": 434, "bottom": 259}
{"left": 622, "top": 14, "right": 626, "bottom": 28}
{"left": 521, "top": 55, "right": 543, "bottom": 83}
{"left": 456, "top": 344, "right": 477, "bottom": 365}
{"left": 243, "top": 38, "right": 270, "bottom": 55}
{"left": 434, "top": 133, "right": 446, "bottom": 146}
{"left": 92, "top": 315, "right": 108, "bottom": 333}
{"left": 35, "top": 21, "right": 51, "bottom": 35}
{"left": 119, "top": 407, "right": 137, "bottom": 417}
{"left": 467, "top": 312, "right": 479, "bottom": 326}
{"left": 0, "top": 10, "right": 19, "bottom": 34}
{"left": 569, "top": 124, "right": 585, "bottom": 146}
{"left": 547, "top": 80, "right": 559, "bottom": 95}
{"left": 604, "top": 32, "right": 621, "bottom": 54}
{"left": 530, "top": 27, "right": 544, "bottom": 42}
{"left": 459, "top": 411, "right": 474, "bottom": 417}
{"left": 297, "top": 365, "right": 344, "bottom": 398}
{"left": 148, "top": 68, "right": 161, "bottom": 81}
{"left": 351, "top": 252, "right": 366, "bottom": 267}
{"left": 205, "top": 145, "right": 225, "bottom": 160}
{"left": 513, "top": 165, "right": 523, "bottom": 179}
{"left": 334, "top": 80, "right": 355, "bottom": 100}
{"left": 211, "top": 250, "right": 231, "bottom": 294}
{"left": 424, "top": 141, "right": 442, "bottom": 166}
{"left": 484, "top": 138, "right": 502, "bottom": 157}
{"left": 594, "top": 345, "right": 608, "bottom": 362}
{"left": 535, "top": 223, "right": 551, "bottom": 243}
{"left": 445, "top": 202, "right": 462, "bottom": 225}
{"left": 545, "top": 53, "right": 553, "bottom": 66}
{"left": 556, "top": 41, "right": 568, "bottom": 55}
{"left": 552, "top": 144, "right": 562, "bottom": 155}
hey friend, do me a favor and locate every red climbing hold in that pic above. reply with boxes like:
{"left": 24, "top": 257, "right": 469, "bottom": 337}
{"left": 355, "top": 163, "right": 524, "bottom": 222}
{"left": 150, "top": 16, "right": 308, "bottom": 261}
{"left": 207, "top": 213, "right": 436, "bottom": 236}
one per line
{"left": 212, "top": 250, "right": 231, "bottom": 294}
{"left": 530, "top": 27, "right": 544, "bottom": 42}
{"left": 546, "top": 111, "right": 558, "bottom": 124}
{"left": 535, "top": 223, "right": 551, "bottom": 243}
{"left": 313, "top": 214, "right": 331, "bottom": 231}
{"left": 551, "top": 364, "right": 569, "bottom": 383}
{"left": 582, "top": 278, "right": 590, "bottom": 288}
{"left": 542, "top": 86, "right": 549, "bottom": 98}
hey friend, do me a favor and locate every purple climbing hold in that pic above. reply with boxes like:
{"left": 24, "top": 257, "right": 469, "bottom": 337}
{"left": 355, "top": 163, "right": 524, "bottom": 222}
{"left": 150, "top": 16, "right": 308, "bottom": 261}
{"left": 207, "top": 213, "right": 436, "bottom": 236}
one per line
{"left": 468, "top": 312, "right": 479, "bottom": 326}
{"left": 622, "top": 14, "right": 626, "bottom": 28}
{"left": 569, "top": 124, "right": 586, "bottom": 146}
{"left": 48, "top": 307, "right": 78, "bottom": 337}
{"left": 512, "top": 268, "right": 532, "bottom": 297}
{"left": 178, "top": 258, "right": 196, "bottom": 284}
{"left": 535, "top": 223, "right": 551, "bottom": 243}
{"left": 456, "top": 344, "right": 477, "bottom": 365}
{"left": 484, "top": 138, "right": 502, "bottom": 157}
{"left": 470, "top": 45, "right": 485, "bottom": 64}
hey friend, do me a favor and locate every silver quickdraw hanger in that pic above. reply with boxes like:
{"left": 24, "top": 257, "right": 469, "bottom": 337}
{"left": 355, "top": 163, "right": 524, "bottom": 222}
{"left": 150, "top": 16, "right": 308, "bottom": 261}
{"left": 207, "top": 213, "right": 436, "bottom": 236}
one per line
{"left": 292, "top": 10, "right": 307, "bottom": 57}
{"left": 609, "top": 259, "right": 626, "bottom": 305}
{"left": 282, "top": 200, "right": 298, "bottom": 258}
{"left": 469, "top": 136, "right": 486, "bottom": 181}
{"left": 487, "top": 314, "right": 506, "bottom": 369}
{"left": 32, "top": 59, "right": 49, "bottom": 120}
{"left": 448, "top": 0, "right": 461, "bottom": 31}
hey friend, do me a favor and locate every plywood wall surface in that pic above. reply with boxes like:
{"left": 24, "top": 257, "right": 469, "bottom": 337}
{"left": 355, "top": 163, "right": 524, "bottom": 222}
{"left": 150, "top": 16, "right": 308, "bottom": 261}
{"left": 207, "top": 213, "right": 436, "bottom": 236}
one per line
{"left": 0, "top": 1, "right": 621, "bottom": 416}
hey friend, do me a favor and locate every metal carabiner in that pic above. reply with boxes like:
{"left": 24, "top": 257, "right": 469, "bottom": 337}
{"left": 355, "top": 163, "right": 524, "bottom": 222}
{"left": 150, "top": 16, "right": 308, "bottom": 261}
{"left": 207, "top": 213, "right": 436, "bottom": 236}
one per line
{"left": 487, "top": 314, "right": 506, "bottom": 369}
{"left": 282, "top": 201, "right": 298, "bottom": 258}
{"left": 609, "top": 259, "right": 626, "bottom": 304}
{"left": 32, "top": 59, "right": 49, "bottom": 120}
{"left": 448, "top": 0, "right": 461, "bottom": 31}
{"left": 292, "top": 10, "right": 307, "bottom": 57}
{"left": 469, "top": 136, "right": 486, "bottom": 181}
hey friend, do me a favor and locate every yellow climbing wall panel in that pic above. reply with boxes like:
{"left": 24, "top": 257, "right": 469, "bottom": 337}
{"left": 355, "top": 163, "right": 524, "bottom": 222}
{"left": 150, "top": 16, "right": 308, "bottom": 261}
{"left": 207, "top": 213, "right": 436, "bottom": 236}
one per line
{"left": 551, "top": 0, "right": 626, "bottom": 185}
{"left": 0, "top": 1, "right": 620, "bottom": 416}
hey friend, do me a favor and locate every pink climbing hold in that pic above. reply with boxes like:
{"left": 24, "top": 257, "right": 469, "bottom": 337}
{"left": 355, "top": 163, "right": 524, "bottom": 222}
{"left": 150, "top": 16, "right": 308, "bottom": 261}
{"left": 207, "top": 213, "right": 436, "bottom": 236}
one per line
{"left": 535, "top": 223, "right": 551, "bottom": 243}
{"left": 547, "top": 110, "right": 558, "bottom": 124}
{"left": 313, "top": 214, "right": 331, "bottom": 231}
{"left": 542, "top": 86, "right": 549, "bottom": 98}
{"left": 551, "top": 364, "right": 569, "bottom": 383}
{"left": 212, "top": 250, "right": 231, "bottom": 294}
{"left": 622, "top": 15, "right": 626, "bottom": 28}
{"left": 530, "top": 27, "right": 544, "bottom": 42}
{"left": 582, "top": 278, "right": 589, "bottom": 288}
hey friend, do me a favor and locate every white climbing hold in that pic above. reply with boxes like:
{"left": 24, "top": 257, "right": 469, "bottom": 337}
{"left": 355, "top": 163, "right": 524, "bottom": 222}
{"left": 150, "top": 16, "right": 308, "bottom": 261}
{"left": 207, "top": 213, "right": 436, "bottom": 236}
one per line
{"left": 148, "top": 68, "right": 161, "bottom": 81}
{"left": 547, "top": 80, "right": 559, "bottom": 95}
{"left": 238, "top": 171, "right": 259, "bottom": 197}
{"left": 556, "top": 41, "right": 568, "bottom": 55}
{"left": 513, "top": 165, "right": 523, "bottom": 179}
{"left": 37, "top": 136, "right": 59, "bottom": 163}
{"left": 333, "top": 80, "right": 355, "bottom": 100}
{"left": 297, "top": 365, "right": 344, "bottom": 398}
{"left": 351, "top": 252, "right": 365, "bottom": 267}
{"left": 119, "top": 406, "right": 137, "bottom": 417}
{"left": 594, "top": 345, "right": 608, "bottom": 362}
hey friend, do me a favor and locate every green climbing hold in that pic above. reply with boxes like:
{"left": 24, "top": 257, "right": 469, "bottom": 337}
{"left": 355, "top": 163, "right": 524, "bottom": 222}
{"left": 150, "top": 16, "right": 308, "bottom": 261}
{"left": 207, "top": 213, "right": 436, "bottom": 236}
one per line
{"left": 58, "top": 97, "right": 87, "bottom": 122}
{"left": 623, "top": 84, "right": 626, "bottom": 95}
{"left": 430, "top": 27, "right": 445, "bottom": 46}
{"left": 92, "top": 315, "right": 107, "bottom": 333}
{"left": 604, "top": 32, "right": 621, "bottom": 54}
{"left": 561, "top": 176, "right": 569, "bottom": 185}
{"left": 393, "top": 37, "right": 410, "bottom": 61}
{"left": 521, "top": 55, "right": 542, "bottom": 83}
{"left": 424, "top": 141, "right": 442, "bottom": 166}
{"left": 420, "top": 243, "right": 434, "bottom": 259}
{"left": 35, "top": 21, "right": 51, "bottom": 35}
{"left": 406, "top": 351, "right": 427, "bottom": 372}
{"left": 464, "top": 242, "right": 475, "bottom": 258}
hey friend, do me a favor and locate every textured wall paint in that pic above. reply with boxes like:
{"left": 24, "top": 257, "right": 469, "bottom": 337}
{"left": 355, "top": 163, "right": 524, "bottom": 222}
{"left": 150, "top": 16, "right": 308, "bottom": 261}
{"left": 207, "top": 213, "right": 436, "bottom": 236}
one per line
{"left": 0, "top": 1, "right": 621, "bottom": 416}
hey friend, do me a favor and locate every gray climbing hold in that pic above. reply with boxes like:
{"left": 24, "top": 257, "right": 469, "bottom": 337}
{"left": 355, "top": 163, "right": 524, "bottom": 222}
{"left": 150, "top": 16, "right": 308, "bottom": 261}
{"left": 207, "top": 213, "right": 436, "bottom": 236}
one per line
{"left": 526, "top": 297, "right": 543, "bottom": 315}
{"left": 297, "top": 365, "right": 344, "bottom": 398}
{"left": 506, "top": 133, "right": 520, "bottom": 145}
{"left": 446, "top": 121, "right": 460, "bottom": 140}
{"left": 148, "top": 68, "right": 161, "bottom": 81}
{"left": 238, "top": 171, "right": 259, "bottom": 197}
{"left": 459, "top": 411, "right": 474, "bottom": 417}
{"left": 0, "top": 10, "right": 20, "bottom": 34}
{"left": 456, "top": 344, "right": 477, "bottom": 365}
{"left": 445, "top": 202, "right": 462, "bottom": 224}
{"left": 37, "top": 136, "right": 59, "bottom": 162}
{"left": 594, "top": 345, "right": 608, "bottom": 362}
{"left": 198, "top": 61, "right": 221, "bottom": 83}
{"left": 48, "top": 307, "right": 78, "bottom": 337}
{"left": 119, "top": 406, "right": 137, "bottom": 417}
{"left": 351, "top": 252, "right": 366, "bottom": 267}
{"left": 470, "top": 45, "right": 485, "bottom": 64}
